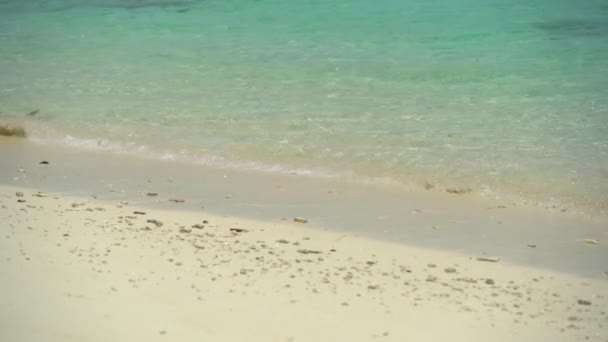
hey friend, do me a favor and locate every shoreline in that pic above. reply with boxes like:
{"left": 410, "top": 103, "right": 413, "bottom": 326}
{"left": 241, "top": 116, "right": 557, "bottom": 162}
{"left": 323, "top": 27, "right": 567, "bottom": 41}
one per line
{"left": 1, "top": 137, "right": 607, "bottom": 340}
{"left": 1, "top": 137, "right": 607, "bottom": 277}
{"left": 4, "top": 119, "right": 607, "bottom": 216}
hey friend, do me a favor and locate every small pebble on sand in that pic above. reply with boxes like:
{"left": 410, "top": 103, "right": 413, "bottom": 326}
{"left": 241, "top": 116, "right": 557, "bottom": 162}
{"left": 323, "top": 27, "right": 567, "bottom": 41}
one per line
{"left": 294, "top": 217, "right": 308, "bottom": 223}
{"left": 577, "top": 299, "right": 592, "bottom": 306}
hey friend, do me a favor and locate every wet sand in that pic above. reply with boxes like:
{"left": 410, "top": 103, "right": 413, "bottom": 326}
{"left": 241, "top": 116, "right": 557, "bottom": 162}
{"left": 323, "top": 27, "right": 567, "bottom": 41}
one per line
{"left": 0, "top": 137, "right": 607, "bottom": 341}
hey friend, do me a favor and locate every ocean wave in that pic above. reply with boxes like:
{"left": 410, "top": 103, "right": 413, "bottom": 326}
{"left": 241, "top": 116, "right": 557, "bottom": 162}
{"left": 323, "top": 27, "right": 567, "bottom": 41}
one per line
{"left": 21, "top": 127, "right": 599, "bottom": 216}
{"left": 27, "top": 132, "right": 399, "bottom": 185}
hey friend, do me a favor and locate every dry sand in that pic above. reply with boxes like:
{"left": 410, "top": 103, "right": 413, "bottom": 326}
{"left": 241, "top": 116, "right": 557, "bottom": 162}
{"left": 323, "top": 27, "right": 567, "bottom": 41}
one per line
{"left": 0, "top": 138, "right": 607, "bottom": 341}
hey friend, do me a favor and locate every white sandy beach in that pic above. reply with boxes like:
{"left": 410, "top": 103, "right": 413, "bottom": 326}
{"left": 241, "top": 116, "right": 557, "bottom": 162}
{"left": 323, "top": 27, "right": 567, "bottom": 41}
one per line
{"left": 1, "top": 137, "right": 607, "bottom": 341}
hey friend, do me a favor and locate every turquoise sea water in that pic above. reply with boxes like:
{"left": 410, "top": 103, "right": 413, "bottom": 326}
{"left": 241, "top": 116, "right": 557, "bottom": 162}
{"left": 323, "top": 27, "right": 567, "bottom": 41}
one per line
{"left": 1, "top": 0, "right": 607, "bottom": 213}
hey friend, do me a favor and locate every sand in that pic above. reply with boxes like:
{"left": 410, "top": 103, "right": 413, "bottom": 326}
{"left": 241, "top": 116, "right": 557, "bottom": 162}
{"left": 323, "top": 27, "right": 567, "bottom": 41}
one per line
{"left": 0, "top": 138, "right": 607, "bottom": 341}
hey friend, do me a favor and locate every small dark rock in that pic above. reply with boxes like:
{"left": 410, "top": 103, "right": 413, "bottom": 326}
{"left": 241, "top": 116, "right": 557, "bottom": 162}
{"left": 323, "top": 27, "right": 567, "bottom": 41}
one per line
{"left": 26, "top": 109, "right": 39, "bottom": 116}
{"left": 485, "top": 278, "right": 495, "bottom": 285}
{"left": 39, "top": 161, "right": 49, "bottom": 165}
{"left": 179, "top": 226, "right": 192, "bottom": 233}
{"left": 446, "top": 188, "right": 471, "bottom": 194}
{"left": 577, "top": 299, "right": 591, "bottom": 306}
{"left": 476, "top": 256, "right": 500, "bottom": 263}
{"left": 230, "top": 228, "right": 249, "bottom": 233}
{"left": 133, "top": 211, "right": 146, "bottom": 215}
{"left": 444, "top": 267, "right": 457, "bottom": 273}
{"left": 297, "top": 249, "right": 322, "bottom": 255}
{"left": 192, "top": 224, "right": 204, "bottom": 229}
{"left": 146, "top": 219, "right": 163, "bottom": 227}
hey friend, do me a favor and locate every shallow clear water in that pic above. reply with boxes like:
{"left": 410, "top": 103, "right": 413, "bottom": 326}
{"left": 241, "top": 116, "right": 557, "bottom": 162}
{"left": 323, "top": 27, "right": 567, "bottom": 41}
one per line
{"left": 1, "top": 0, "right": 607, "bottom": 212}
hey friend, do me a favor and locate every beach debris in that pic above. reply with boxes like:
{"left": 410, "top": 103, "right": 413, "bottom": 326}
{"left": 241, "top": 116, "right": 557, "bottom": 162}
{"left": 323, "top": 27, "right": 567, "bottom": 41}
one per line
{"left": 367, "top": 284, "right": 380, "bottom": 290}
{"left": 423, "top": 181, "right": 434, "bottom": 190}
{"left": 192, "top": 224, "right": 204, "bottom": 229}
{"left": 33, "top": 192, "right": 47, "bottom": 198}
{"left": 476, "top": 256, "right": 500, "bottom": 263}
{"left": 230, "top": 228, "right": 249, "bottom": 233}
{"left": 17, "top": 199, "right": 26, "bottom": 203}
{"left": 577, "top": 299, "right": 592, "bottom": 306}
{"left": 293, "top": 217, "right": 308, "bottom": 224}
{"left": 146, "top": 219, "right": 163, "bottom": 227}
{"left": 297, "top": 249, "right": 322, "bottom": 255}
{"left": 169, "top": 198, "right": 185, "bottom": 203}
{"left": 456, "top": 277, "right": 477, "bottom": 284}
{"left": 444, "top": 267, "right": 457, "bottom": 273}
{"left": 446, "top": 187, "right": 471, "bottom": 194}
{"left": 26, "top": 109, "right": 39, "bottom": 116}
{"left": 15, "top": 192, "right": 23, "bottom": 197}
{"left": 146, "top": 192, "right": 158, "bottom": 197}
{"left": 17, "top": 168, "right": 26, "bottom": 173}
{"left": 179, "top": 226, "right": 192, "bottom": 233}
{"left": 39, "top": 161, "right": 49, "bottom": 165}
{"left": 0, "top": 124, "right": 26, "bottom": 137}
{"left": 485, "top": 278, "right": 495, "bottom": 285}
{"left": 276, "top": 239, "right": 290, "bottom": 244}
{"left": 581, "top": 239, "right": 598, "bottom": 245}
{"left": 528, "top": 244, "right": 537, "bottom": 248}
{"left": 133, "top": 211, "right": 146, "bottom": 215}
